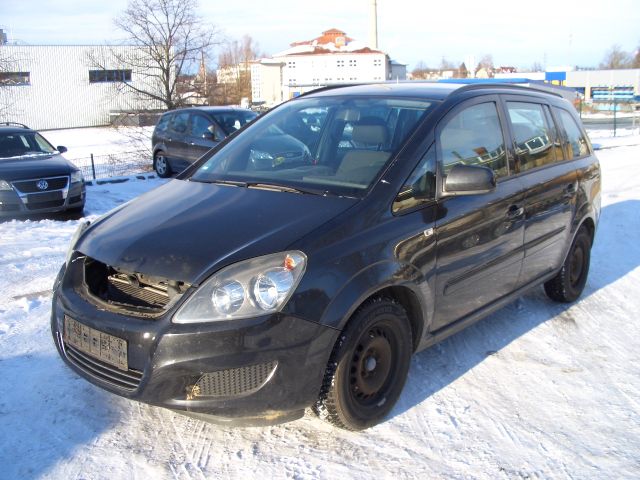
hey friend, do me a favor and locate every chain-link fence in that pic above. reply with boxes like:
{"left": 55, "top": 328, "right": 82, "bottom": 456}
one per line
{"left": 67, "top": 150, "right": 152, "bottom": 181}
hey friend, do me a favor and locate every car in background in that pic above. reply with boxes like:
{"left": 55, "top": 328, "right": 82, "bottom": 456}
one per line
{"left": 151, "top": 107, "right": 258, "bottom": 177}
{"left": 0, "top": 123, "right": 85, "bottom": 217}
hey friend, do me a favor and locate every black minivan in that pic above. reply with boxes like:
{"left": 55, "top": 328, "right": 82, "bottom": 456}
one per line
{"left": 52, "top": 83, "right": 600, "bottom": 430}
{"left": 151, "top": 107, "right": 258, "bottom": 177}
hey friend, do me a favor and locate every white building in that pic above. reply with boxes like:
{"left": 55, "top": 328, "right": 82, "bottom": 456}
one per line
{"left": 0, "top": 45, "right": 163, "bottom": 130}
{"left": 251, "top": 29, "right": 407, "bottom": 106}
{"left": 496, "top": 68, "right": 640, "bottom": 104}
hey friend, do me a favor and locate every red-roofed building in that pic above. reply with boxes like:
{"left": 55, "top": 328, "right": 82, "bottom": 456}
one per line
{"left": 251, "top": 29, "right": 406, "bottom": 106}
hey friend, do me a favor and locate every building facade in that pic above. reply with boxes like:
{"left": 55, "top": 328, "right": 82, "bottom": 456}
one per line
{"left": 251, "top": 29, "right": 406, "bottom": 107}
{"left": 0, "top": 45, "right": 163, "bottom": 130}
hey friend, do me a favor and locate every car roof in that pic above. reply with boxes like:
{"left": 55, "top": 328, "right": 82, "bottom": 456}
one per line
{"left": 299, "top": 81, "right": 562, "bottom": 102}
{"left": 0, "top": 126, "right": 36, "bottom": 135}
{"left": 162, "top": 106, "right": 257, "bottom": 115}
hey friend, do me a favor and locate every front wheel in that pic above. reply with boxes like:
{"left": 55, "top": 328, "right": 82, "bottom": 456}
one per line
{"left": 313, "top": 297, "right": 412, "bottom": 430}
{"left": 544, "top": 226, "right": 592, "bottom": 303}
{"left": 154, "top": 151, "right": 171, "bottom": 178}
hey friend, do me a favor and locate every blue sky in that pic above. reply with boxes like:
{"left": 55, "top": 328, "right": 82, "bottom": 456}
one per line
{"left": 2, "top": 0, "right": 639, "bottom": 70}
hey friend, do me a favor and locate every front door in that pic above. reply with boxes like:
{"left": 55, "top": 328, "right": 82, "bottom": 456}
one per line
{"left": 432, "top": 98, "right": 526, "bottom": 331}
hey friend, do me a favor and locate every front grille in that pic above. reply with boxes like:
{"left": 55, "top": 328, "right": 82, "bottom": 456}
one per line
{"left": 63, "top": 341, "right": 143, "bottom": 391}
{"left": 12, "top": 176, "right": 68, "bottom": 193}
{"left": 82, "top": 256, "right": 189, "bottom": 317}
{"left": 194, "top": 361, "right": 278, "bottom": 397}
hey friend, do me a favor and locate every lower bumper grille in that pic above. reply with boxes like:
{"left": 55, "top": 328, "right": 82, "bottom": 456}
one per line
{"left": 194, "top": 361, "right": 278, "bottom": 398}
{"left": 63, "top": 340, "right": 143, "bottom": 391}
{"left": 26, "top": 199, "right": 65, "bottom": 210}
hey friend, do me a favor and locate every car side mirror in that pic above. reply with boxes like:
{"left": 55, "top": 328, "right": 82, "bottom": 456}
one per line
{"left": 441, "top": 164, "right": 496, "bottom": 197}
{"left": 57, "top": 146, "right": 68, "bottom": 153}
{"left": 202, "top": 131, "right": 214, "bottom": 140}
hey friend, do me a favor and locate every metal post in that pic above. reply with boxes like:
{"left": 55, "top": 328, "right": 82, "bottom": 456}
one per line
{"left": 90, "top": 153, "right": 96, "bottom": 180}
{"left": 613, "top": 96, "right": 617, "bottom": 137}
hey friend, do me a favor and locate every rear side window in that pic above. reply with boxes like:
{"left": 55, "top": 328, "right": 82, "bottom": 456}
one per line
{"left": 506, "top": 102, "right": 557, "bottom": 172}
{"left": 155, "top": 114, "right": 171, "bottom": 132}
{"left": 555, "top": 108, "right": 590, "bottom": 159}
{"left": 170, "top": 112, "right": 190, "bottom": 134}
{"left": 439, "top": 102, "right": 508, "bottom": 178}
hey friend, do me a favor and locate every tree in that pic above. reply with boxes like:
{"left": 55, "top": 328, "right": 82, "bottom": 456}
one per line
{"left": 477, "top": 54, "right": 494, "bottom": 72}
{"left": 530, "top": 61, "right": 544, "bottom": 72}
{"left": 599, "top": 44, "right": 632, "bottom": 69}
{"left": 411, "top": 61, "right": 431, "bottom": 80}
{"left": 633, "top": 46, "right": 640, "bottom": 69}
{"left": 212, "top": 35, "right": 262, "bottom": 105}
{"left": 439, "top": 57, "right": 456, "bottom": 71}
{"left": 96, "top": 0, "right": 220, "bottom": 110}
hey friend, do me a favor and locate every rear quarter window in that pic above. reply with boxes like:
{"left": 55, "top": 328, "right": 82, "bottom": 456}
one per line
{"left": 155, "top": 114, "right": 171, "bottom": 133}
{"left": 554, "top": 108, "right": 590, "bottom": 159}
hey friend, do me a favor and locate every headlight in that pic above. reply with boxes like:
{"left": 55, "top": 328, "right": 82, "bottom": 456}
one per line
{"left": 174, "top": 251, "right": 306, "bottom": 323}
{"left": 70, "top": 171, "right": 84, "bottom": 183}
{"left": 65, "top": 220, "right": 90, "bottom": 266}
{"left": 0, "top": 179, "right": 12, "bottom": 191}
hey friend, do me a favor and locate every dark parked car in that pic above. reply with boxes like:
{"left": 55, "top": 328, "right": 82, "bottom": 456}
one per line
{"left": 151, "top": 107, "right": 258, "bottom": 177}
{"left": 0, "top": 123, "right": 85, "bottom": 216}
{"left": 52, "top": 83, "right": 600, "bottom": 430}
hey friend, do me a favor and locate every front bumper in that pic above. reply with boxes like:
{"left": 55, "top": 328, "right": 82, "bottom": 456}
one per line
{"left": 0, "top": 180, "right": 85, "bottom": 216}
{"left": 50, "top": 264, "right": 339, "bottom": 423}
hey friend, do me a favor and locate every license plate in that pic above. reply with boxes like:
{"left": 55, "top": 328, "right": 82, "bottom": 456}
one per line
{"left": 63, "top": 315, "right": 128, "bottom": 371}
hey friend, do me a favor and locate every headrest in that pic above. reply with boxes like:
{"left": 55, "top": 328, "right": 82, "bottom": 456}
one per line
{"left": 352, "top": 124, "right": 388, "bottom": 145}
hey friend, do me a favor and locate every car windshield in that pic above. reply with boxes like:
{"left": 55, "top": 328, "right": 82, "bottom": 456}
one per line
{"left": 191, "top": 96, "right": 436, "bottom": 197}
{"left": 0, "top": 132, "right": 57, "bottom": 158}
{"left": 213, "top": 110, "right": 259, "bottom": 135}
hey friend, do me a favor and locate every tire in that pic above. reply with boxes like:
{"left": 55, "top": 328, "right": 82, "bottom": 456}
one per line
{"left": 154, "top": 151, "right": 171, "bottom": 178}
{"left": 313, "top": 297, "right": 412, "bottom": 430}
{"left": 544, "top": 226, "right": 591, "bottom": 303}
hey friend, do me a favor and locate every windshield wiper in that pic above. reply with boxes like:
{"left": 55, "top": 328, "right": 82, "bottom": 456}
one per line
{"left": 246, "top": 182, "right": 327, "bottom": 196}
{"left": 191, "top": 178, "right": 248, "bottom": 187}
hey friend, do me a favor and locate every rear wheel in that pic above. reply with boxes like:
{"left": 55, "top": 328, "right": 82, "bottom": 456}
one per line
{"left": 154, "top": 151, "right": 171, "bottom": 178}
{"left": 313, "top": 297, "right": 412, "bottom": 430}
{"left": 544, "top": 226, "right": 591, "bottom": 303}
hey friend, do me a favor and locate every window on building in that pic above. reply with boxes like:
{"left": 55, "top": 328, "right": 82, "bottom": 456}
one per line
{"left": 337, "top": 60, "right": 345, "bottom": 68}
{"left": 287, "top": 61, "right": 296, "bottom": 68}
{"left": 349, "top": 59, "right": 357, "bottom": 67}
{"left": 440, "top": 102, "right": 508, "bottom": 178}
{"left": 506, "top": 102, "right": 557, "bottom": 172}
{"left": 374, "top": 59, "right": 382, "bottom": 67}
{"left": 89, "top": 69, "right": 132, "bottom": 83}
{"left": 0, "top": 72, "right": 30, "bottom": 86}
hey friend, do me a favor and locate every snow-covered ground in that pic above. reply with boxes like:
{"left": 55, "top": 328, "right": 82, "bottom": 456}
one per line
{"left": 0, "top": 132, "right": 639, "bottom": 479}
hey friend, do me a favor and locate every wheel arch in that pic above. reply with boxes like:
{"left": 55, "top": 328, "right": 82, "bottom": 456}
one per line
{"left": 319, "top": 261, "right": 431, "bottom": 353}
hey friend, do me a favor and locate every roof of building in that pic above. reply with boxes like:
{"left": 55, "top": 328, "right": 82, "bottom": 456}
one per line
{"left": 274, "top": 28, "right": 384, "bottom": 57}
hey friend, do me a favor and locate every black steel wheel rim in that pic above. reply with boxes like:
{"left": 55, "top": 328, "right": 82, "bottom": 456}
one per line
{"left": 569, "top": 244, "right": 585, "bottom": 287}
{"left": 348, "top": 323, "right": 398, "bottom": 407}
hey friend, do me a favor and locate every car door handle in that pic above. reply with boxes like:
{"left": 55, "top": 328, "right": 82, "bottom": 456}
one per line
{"left": 506, "top": 205, "right": 524, "bottom": 219}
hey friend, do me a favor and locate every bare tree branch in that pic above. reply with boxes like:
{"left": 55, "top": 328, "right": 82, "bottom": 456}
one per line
{"left": 93, "top": 0, "right": 221, "bottom": 110}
